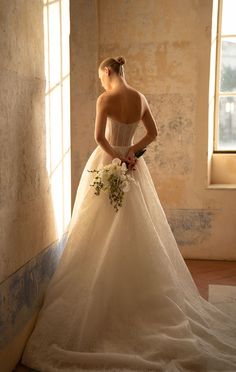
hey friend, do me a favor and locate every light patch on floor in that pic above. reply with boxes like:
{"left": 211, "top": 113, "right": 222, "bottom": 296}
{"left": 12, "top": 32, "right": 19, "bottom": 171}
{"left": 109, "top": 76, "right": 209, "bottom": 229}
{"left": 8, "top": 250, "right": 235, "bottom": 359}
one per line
{"left": 208, "top": 284, "right": 236, "bottom": 318}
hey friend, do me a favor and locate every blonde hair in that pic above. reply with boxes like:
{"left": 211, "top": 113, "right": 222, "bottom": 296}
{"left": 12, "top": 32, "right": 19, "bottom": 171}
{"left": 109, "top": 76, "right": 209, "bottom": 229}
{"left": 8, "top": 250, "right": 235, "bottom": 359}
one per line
{"left": 99, "top": 56, "right": 126, "bottom": 77}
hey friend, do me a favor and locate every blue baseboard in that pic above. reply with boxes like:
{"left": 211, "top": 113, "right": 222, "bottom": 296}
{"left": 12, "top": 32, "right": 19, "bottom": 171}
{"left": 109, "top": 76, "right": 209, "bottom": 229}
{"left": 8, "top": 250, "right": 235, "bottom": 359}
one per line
{"left": 0, "top": 233, "right": 68, "bottom": 349}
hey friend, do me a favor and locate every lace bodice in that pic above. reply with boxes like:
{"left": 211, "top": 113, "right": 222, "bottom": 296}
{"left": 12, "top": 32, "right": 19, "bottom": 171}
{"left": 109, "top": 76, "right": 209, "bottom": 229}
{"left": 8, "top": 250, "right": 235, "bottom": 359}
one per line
{"left": 105, "top": 117, "right": 139, "bottom": 146}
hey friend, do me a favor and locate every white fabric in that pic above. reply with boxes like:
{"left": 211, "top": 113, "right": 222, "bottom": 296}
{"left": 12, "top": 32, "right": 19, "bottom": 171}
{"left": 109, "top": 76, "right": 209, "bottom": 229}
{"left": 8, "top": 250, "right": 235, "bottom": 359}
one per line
{"left": 22, "top": 118, "right": 236, "bottom": 371}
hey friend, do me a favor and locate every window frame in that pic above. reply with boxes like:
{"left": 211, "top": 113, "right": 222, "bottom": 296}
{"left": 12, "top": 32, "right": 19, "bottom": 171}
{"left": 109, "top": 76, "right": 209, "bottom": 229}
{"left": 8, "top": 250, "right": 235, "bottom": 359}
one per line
{"left": 214, "top": 0, "right": 236, "bottom": 153}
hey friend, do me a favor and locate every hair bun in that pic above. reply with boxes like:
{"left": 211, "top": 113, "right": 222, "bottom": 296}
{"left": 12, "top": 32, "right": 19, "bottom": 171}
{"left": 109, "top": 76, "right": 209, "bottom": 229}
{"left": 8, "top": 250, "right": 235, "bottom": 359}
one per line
{"left": 116, "top": 56, "right": 126, "bottom": 65}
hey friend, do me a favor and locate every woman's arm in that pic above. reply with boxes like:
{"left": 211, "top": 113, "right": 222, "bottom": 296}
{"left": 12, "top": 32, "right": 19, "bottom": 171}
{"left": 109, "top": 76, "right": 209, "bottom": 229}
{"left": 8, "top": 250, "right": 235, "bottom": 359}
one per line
{"left": 94, "top": 94, "right": 130, "bottom": 162}
{"left": 129, "top": 94, "right": 159, "bottom": 154}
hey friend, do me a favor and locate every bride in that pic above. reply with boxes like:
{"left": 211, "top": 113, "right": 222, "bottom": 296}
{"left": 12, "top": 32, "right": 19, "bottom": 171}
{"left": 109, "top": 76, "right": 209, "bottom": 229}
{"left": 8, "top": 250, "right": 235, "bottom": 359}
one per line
{"left": 21, "top": 56, "right": 236, "bottom": 372}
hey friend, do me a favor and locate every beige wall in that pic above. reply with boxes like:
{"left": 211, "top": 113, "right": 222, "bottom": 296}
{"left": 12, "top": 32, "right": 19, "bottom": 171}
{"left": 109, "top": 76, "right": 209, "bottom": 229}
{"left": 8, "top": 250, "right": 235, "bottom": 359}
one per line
{"left": 71, "top": 0, "right": 236, "bottom": 260}
{"left": 0, "top": 0, "right": 54, "bottom": 283}
{"left": 0, "top": 0, "right": 70, "bottom": 370}
{"left": 70, "top": 0, "right": 99, "bottom": 203}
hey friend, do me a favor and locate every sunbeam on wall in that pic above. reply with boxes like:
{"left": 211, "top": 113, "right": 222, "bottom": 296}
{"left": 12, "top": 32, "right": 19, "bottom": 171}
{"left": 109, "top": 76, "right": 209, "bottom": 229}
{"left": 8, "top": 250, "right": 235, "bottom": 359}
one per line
{"left": 43, "top": 0, "right": 71, "bottom": 238}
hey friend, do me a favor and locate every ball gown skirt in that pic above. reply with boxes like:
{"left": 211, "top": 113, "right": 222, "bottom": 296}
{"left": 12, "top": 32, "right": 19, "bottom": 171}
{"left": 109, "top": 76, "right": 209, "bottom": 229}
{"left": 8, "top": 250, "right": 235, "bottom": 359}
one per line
{"left": 21, "top": 119, "right": 236, "bottom": 372}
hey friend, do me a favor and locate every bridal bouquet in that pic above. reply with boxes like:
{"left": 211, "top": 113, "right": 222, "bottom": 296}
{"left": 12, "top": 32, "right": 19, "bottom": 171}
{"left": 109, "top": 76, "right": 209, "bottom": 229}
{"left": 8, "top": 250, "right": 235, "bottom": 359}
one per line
{"left": 87, "top": 148, "right": 146, "bottom": 212}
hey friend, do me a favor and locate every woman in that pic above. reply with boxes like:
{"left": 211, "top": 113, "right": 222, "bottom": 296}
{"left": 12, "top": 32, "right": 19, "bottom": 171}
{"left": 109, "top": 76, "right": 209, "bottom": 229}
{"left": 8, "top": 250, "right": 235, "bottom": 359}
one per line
{"left": 94, "top": 56, "right": 158, "bottom": 171}
{"left": 21, "top": 57, "right": 236, "bottom": 372}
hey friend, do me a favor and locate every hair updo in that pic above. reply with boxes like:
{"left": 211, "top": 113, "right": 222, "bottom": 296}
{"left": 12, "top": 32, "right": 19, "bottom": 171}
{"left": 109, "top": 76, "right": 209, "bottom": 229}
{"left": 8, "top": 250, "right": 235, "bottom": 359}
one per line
{"left": 116, "top": 56, "right": 126, "bottom": 65}
{"left": 99, "top": 56, "right": 126, "bottom": 76}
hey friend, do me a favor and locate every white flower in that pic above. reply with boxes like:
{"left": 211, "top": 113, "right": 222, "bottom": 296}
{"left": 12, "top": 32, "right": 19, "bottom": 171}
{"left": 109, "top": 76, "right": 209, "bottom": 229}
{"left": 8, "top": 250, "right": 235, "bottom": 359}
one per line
{"left": 122, "top": 180, "right": 130, "bottom": 192}
{"left": 127, "top": 174, "right": 136, "bottom": 183}
{"left": 121, "top": 162, "right": 127, "bottom": 172}
{"left": 112, "top": 158, "right": 121, "bottom": 166}
{"left": 113, "top": 167, "right": 122, "bottom": 177}
{"left": 88, "top": 157, "right": 136, "bottom": 212}
{"left": 101, "top": 171, "right": 110, "bottom": 185}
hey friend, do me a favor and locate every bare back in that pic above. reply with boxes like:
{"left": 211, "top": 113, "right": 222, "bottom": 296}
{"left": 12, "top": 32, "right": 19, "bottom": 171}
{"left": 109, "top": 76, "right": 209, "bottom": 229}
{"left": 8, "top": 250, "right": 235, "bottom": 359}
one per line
{"left": 95, "top": 83, "right": 158, "bottom": 144}
{"left": 101, "top": 85, "right": 158, "bottom": 140}
{"left": 104, "top": 85, "right": 144, "bottom": 124}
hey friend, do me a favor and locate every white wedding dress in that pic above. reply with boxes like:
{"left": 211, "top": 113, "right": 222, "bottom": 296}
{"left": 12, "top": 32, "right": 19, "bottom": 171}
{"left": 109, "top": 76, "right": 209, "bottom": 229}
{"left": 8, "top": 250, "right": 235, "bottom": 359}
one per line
{"left": 22, "top": 117, "right": 236, "bottom": 372}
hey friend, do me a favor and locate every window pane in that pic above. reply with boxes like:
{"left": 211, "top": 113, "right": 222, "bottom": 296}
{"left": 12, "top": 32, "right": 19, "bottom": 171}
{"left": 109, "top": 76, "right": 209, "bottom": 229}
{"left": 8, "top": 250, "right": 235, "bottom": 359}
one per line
{"left": 218, "top": 96, "right": 236, "bottom": 150}
{"left": 220, "top": 38, "right": 236, "bottom": 92}
{"left": 221, "top": 0, "right": 236, "bottom": 35}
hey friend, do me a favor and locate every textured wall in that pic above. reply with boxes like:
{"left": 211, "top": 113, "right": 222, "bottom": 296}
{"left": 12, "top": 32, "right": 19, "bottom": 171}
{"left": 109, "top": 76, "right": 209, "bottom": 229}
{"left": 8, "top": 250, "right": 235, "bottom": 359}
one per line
{"left": 70, "top": 0, "right": 99, "bottom": 205}
{"left": 0, "top": 0, "right": 70, "bottom": 370}
{"left": 71, "top": 0, "right": 236, "bottom": 260}
{"left": 0, "top": 0, "right": 57, "bottom": 283}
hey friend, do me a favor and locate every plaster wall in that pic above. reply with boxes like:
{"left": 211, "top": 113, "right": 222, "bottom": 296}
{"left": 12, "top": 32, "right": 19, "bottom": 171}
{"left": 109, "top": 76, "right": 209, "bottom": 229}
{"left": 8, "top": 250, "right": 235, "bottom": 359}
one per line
{"left": 70, "top": 0, "right": 99, "bottom": 203}
{"left": 0, "top": 0, "right": 55, "bottom": 283}
{"left": 0, "top": 0, "right": 70, "bottom": 370}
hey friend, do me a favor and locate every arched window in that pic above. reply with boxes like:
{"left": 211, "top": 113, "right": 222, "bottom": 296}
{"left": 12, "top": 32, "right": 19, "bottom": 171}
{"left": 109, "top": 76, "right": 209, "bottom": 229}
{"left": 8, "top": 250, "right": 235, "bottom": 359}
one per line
{"left": 214, "top": 0, "right": 236, "bottom": 152}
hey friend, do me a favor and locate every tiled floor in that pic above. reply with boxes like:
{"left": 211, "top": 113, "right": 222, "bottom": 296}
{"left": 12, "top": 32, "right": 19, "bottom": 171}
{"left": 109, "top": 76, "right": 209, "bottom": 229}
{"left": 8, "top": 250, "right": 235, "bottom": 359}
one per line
{"left": 14, "top": 259, "right": 236, "bottom": 371}
{"left": 185, "top": 258, "right": 236, "bottom": 300}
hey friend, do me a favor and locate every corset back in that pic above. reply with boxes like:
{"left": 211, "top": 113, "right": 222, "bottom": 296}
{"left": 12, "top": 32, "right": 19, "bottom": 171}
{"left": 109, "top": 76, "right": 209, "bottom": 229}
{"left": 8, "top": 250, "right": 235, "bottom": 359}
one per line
{"left": 105, "top": 117, "right": 139, "bottom": 146}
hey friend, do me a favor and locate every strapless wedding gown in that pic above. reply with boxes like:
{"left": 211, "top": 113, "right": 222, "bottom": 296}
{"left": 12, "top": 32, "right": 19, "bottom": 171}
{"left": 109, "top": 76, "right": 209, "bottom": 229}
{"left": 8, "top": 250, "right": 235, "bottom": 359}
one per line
{"left": 21, "top": 117, "right": 236, "bottom": 372}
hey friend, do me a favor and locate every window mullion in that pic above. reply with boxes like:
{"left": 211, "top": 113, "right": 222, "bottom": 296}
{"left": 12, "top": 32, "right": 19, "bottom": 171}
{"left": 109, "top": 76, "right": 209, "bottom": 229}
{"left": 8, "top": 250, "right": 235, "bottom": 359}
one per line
{"left": 214, "top": 0, "right": 223, "bottom": 152}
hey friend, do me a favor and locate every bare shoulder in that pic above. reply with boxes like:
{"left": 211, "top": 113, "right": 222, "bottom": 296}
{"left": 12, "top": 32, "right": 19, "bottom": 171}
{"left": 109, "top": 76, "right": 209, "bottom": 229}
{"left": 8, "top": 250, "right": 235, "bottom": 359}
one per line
{"left": 137, "top": 91, "right": 148, "bottom": 108}
{"left": 96, "top": 92, "right": 110, "bottom": 105}
{"left": 129, "top": 89, "right": 150, "bottom": 117}
{"left": 127, "top": 86, "right": 147, "bottom": 104}
{"left": 127, "top": 85, "right": 142, "bottom": 96}
{"left": 96, "top": 92, "right": 111, "bottom": 113}
{"left": 134, "top": 90, "right": 158, "bottom": 136}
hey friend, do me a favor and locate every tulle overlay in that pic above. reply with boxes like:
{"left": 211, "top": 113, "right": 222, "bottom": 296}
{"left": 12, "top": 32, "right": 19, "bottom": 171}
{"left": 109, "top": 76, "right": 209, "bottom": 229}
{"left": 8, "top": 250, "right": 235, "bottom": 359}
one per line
{"left": 22, "top": 121, "right": 236, "bottom": 371}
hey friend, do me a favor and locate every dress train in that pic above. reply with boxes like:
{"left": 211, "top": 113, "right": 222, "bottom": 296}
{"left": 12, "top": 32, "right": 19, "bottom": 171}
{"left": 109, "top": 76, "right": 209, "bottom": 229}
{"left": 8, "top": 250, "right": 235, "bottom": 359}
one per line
{"left": 21, "top": 119, "right": 236, "bottom": 371}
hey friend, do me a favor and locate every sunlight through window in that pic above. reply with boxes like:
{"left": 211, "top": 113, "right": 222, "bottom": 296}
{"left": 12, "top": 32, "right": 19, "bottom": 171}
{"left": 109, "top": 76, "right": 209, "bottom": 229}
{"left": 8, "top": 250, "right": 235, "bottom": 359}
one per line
{"left": 43, "top": 0, "right": 71, "bottom": 238}
{"left": 214, "top": 0, "right": 236, "bottom": 152}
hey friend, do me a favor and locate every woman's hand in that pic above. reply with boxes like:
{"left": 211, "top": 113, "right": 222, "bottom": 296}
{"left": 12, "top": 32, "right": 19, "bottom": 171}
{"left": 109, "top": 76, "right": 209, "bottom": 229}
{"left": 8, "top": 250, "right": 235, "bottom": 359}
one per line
{"left": 124, "top": 148, "right": 137, "bottom": 171}
{"left": 112, "top": 155, "right": 136, "bottom": 171}
{"left": 112, "top": 148, "right": 137, "bottom": 171}
{"left": 126, "top": 148, "right": 136, "bottom": 162}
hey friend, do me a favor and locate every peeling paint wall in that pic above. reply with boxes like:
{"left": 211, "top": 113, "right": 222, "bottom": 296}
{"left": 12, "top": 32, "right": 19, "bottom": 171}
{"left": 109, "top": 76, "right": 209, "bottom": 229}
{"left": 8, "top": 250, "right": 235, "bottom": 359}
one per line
{"left": 71, "top": 0, "right": 236, "bottom": 260}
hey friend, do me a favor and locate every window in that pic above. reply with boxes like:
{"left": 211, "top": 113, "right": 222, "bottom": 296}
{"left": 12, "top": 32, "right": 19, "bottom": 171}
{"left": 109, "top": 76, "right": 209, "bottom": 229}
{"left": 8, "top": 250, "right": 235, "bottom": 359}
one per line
{"left": 214, "top": 0, "right": 236, "bottom": 152}
{"left": 44, "top": 0, "right": 71, "bottom": 236}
